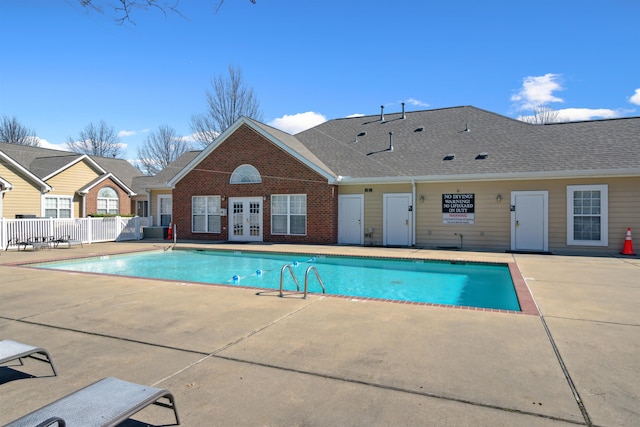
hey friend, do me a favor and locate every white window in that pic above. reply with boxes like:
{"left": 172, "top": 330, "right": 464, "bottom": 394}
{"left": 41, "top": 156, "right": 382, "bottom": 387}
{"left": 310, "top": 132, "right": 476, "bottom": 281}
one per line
{"left": 44, "top": 196, "right": 73, "bottom": 218}
{"left": 567, "top": 185, "right": 608, "bottom": 246}
{"left": 230, "top": 164, "right": 262, "bottom": 184}
{"left": 158, "top": 195, "right": 172, "bottom": 227}
{"left": 271, "top": 194, "right": 306, "bottom": 235}
{"left": 97, "top": 187, "right": 119, "bottom": 214}
{"left": 192, "top": 196, "right": 221, "bottom": 233}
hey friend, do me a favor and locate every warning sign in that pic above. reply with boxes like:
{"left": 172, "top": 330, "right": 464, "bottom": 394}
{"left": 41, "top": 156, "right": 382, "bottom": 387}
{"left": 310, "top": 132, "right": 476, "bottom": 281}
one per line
{"left": 442, "top": 193, "right": 475, "bottom": 224}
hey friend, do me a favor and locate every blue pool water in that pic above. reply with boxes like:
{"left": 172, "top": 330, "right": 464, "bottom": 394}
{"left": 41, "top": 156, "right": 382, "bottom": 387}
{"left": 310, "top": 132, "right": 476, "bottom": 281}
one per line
{"left": 36, "top": 249, "right": 520, "bottom": 311}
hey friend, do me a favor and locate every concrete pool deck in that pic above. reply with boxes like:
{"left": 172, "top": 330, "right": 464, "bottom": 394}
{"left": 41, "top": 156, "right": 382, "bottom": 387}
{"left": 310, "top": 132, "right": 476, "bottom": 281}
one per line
{"left": 0, "top": 242, "right": 638, "bottom": 426}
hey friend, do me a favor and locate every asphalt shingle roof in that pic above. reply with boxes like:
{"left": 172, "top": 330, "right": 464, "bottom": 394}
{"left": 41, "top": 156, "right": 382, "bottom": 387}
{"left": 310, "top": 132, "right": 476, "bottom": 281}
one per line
{"left": 294, "top": 106, "right": 640, "bottom": 181}
{"left": 0, "top": 142, "right": 143, "bottom": 190}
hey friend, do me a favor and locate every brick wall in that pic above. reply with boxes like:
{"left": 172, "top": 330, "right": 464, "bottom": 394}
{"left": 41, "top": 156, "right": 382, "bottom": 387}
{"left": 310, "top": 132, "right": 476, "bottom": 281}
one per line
{"left": 173, "top": 124, "right": 338, "bottom": 244}
{"left": 85, "top": 179, "right": 132, "bottom": 216}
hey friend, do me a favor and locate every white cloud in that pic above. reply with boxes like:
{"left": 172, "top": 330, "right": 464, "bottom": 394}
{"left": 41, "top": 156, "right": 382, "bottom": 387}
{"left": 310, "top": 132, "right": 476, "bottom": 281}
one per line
{"left": 511, "top": 73, "right": 564, "bottom": 110}
{"left": 35, "top": 137, "right": 69, "bottom": 151}
{"left": 629, "top": 88, "right": 640, "bottom": 105}
{"left": 268, "top": 112, "right": 327, "bottom": 134}
{"left": 117, "top": 130, "right": 137, "bottom": 137}
{"left": 555, "top": 108, "right": 620, "bottom": 121}
{"left": 346, "top": 113, "right": 364, "bottom": 118}
{"left": 404, "top": 97, "right": 429, "bottom": 107}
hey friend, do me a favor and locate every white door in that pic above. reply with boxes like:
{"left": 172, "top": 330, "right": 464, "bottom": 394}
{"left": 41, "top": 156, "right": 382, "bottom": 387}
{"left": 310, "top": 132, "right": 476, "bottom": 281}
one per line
{"left": 511, "top": 191, "right": 548, "bottom": 252}
{"left": 229, "top": 197, "right": 263, "bottom": 242}
{"left": 158, "top": 195, "right": 172, "bottom": 226}
{"left": 383, "top": 193, "right": 412, "bottom": 246}
{"left": 338, "top": 195, "right": 364, "bottom": 245}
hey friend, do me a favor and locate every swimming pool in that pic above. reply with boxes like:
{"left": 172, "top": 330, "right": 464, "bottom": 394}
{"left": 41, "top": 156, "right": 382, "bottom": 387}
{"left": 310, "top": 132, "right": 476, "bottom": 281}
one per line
{"left": 36, "top": 249, "right": 521, "bottom": 311}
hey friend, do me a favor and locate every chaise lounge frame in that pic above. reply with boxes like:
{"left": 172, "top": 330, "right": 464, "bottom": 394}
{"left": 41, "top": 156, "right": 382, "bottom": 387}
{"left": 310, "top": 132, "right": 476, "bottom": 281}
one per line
{"left": 5, "top": 376, "right": 180, "bottom": 427}
{"left": 0, "top": 340, "right": 57, "bottom": 376}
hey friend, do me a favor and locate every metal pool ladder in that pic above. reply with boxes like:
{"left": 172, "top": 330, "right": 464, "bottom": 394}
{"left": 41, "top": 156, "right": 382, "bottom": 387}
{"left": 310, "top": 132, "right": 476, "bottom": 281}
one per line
{"left": 279, "top": 264, "right": 326, "bottom": 299}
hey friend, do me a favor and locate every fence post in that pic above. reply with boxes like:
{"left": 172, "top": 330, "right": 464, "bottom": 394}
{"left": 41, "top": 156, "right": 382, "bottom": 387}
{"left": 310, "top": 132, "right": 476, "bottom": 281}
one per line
{"left": 87, "top": 217, "right": 92, "bottom": 244}
{"left": 1, "top": 218, "right": 6, "bottom": 248}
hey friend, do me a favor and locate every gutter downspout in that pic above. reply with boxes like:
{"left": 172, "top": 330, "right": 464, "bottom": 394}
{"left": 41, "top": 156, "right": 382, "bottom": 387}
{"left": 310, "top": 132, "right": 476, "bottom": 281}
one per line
{"left": 411, "top": 179, "right": 417, "bottom": 246}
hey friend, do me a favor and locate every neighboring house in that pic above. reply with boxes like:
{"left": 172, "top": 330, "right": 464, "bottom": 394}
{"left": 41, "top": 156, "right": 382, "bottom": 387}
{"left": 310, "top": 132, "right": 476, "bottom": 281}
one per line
{"left": 132, "top": 105, "right": 640, "bottom": 254}
{"left": 0, "top": 142, "right": 142, "bottom": 219}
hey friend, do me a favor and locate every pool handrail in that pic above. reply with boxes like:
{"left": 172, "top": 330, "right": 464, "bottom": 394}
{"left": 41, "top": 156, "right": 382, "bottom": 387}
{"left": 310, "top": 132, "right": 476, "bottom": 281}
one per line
{"left": 303, "top": 265, "right": 326, "bottom": 299}
{"left": 279, "top": 264, "right": 301, "bottom": 297}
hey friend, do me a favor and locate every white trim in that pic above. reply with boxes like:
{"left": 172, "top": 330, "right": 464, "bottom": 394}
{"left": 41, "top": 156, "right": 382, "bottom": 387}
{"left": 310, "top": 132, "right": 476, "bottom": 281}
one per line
{"left": 566, "top": 184, "right": 608, "bottom": 246}
{"left": 510, "top": 191, "right": 549, "bottom": 252}
{"left": 168, "top": 117, "right": 337, "bottom": 186}
{"left": 42, "top": 194, "right": 74, "bottom": 218}
{"left": 157, "top": 194, "right": 172, "bottom": 227}
{"left": 42, "top": 154, "right": 106, "bottom": 181}
{"left": 338, "top": 194, "right": 364, "bottom": 245}
{"left": 338, "top": 168, "right": 640, "bottom": 185}
{"left": 382, "top": 193, "right": 412, "bottom": 246}
{"left": 229, "top": 197, "right": 264, "bottom": 242}
{"left": 77, "top": 172, "right": 136, "bottom": 196}
{"left": 0, "top": 151, "right": 52, "bottom": 192}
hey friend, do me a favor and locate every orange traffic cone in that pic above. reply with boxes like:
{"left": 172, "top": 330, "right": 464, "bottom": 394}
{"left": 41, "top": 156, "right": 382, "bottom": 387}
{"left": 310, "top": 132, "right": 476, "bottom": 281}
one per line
{"left": 166, "top": 222, "right": 173, "bottom": 240}
{"left": 621, "top": 227, "right": 635, "bottom": 255}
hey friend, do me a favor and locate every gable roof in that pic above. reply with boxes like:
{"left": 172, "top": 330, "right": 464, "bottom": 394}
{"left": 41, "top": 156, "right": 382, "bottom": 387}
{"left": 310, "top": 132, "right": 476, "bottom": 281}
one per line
{"left": 133, "top": 150, "right": 201, "bottom": 190}
{"left": 0, "top": 141, "right": 143, "bottom": 191}
{"left": 294, "top": 106, "right": 640, "bottom": 183}
{"left": 77, "top": 172, "right": 136, "bottom": 196}
{"left": 0, "top": 149, "right": 52, "bottom": 192}
{"left": 168, "top": 117, "right": 339, "bottom": 187}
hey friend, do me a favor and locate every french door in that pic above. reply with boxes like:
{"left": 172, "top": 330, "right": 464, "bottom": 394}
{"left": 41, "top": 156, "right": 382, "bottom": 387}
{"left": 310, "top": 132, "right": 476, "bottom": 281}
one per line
{"left": 228, "top": 197, "right": 263, "bottom": 242}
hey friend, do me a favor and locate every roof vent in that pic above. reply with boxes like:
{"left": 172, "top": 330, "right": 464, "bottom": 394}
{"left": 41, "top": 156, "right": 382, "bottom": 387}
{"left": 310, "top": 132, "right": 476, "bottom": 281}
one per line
{"left": 414, "top": 126, "right": 424, "bottom": 132}
{"left": 388, "top": 132, "right": 394, "bottom": 152}
{"left": 443, "top": 154, "right": 455, "bottom": 161}
{"left": 380, "top": 105, "right": 385, "bottom": 122}
{"left": 475, "top": 152, "right": 488, "bottom": 160}
{"left": 402, "top": 102, "right": 406, "bottom": 119}
{"left": 463, "top": 123, "right": 470, "bottom": 132}
{"left": 354, "top": 131, "right": 366, "bottom": 143}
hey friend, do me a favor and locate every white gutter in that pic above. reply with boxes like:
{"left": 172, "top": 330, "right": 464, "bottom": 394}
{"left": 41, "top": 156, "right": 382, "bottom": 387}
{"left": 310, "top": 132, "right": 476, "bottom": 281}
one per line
{"left": 336, "top": 168, "right": 640, "bottom": 185}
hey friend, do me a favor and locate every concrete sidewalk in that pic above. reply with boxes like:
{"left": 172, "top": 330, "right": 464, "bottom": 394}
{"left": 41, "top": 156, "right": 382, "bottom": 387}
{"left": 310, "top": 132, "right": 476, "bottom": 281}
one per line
{"left": 0, "top": 242, "right": 638, "bottom": 426}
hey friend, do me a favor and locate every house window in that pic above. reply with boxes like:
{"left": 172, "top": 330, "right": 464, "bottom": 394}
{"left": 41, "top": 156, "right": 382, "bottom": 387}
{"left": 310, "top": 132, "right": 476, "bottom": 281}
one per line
{"left": 192, "top": 196, "right": 221, "bottom": 233}
{"left": 271, "top": 194, "right": 306, "bottom": 235}
{"left": 158, "top": 195, "right": 172, "bottom": 226}
{"left": 44, "top": 196, "right": 72, "bottom": 218}
{"left": 567, "top": 185, "right": 608, "bottom": 246}
{"left": 230, "top": 164, "right": 262, "bottom": 184}
{"left": 97, "top": 187, "right": 119, "bottom": 214}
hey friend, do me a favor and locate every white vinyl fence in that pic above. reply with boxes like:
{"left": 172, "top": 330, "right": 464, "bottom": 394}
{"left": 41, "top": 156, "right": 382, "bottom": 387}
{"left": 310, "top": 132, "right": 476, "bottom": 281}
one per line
{"left": 1, "top": 216, "right": 150, "bottom": 250}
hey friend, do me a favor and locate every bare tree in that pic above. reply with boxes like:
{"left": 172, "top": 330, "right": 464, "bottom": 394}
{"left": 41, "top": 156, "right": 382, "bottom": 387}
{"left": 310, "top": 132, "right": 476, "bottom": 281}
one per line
{"left": 0, "top": 115, "right": 39, "bottom": 146}
{"left": 67, "top": 120, "right": 123, "bottom": 158}
{"left": 519, "top": 106, "right": 568, "bottom": 124}
{"left": 190, "top": 65, "right": 263, "bottom": 148}
{"left": 78, "top": 0, "right": 256, "bottom": 24}
{"left": 136, "top": 125, "right": 190, "bottom": 175}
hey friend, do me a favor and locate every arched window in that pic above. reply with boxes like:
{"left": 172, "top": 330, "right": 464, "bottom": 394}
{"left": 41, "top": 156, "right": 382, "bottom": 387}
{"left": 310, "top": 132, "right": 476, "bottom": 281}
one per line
{"left": 97, "top": 187, "right": 119, "bottom": 214}
{"left": 230, "top": 164, "right": 262, "bottom": 184}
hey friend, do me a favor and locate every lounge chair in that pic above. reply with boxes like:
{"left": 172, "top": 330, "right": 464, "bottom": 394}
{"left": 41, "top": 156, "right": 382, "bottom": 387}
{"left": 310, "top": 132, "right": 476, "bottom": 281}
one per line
{"left": 0, "top": 340, "right": 57, "bottom": 376}
{"left": 5, "top": 377, "right": 180, "bottom": 427}
{"left": 52, "top": 235, "right": 83, "bottom": 249}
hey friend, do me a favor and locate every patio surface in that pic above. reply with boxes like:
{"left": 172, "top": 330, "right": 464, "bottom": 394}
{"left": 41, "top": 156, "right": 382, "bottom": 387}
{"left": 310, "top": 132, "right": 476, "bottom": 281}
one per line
{"left": 0, "top": 241, "right": 638, "bottom": 426}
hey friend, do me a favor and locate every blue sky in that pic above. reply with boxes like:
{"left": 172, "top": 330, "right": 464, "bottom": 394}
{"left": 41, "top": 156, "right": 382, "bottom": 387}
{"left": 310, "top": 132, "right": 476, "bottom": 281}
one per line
{"left": 1, "top": 0, "right": 639, "bottom": 165}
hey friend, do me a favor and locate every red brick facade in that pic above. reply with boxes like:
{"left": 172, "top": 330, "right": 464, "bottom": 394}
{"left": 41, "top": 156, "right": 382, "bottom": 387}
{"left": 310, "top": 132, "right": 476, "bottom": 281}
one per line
{"left": 173, "top": 124, "right": 338, "bottom": 244}
{"left": 85, "top": 179, "right": 132, "bottom": 216}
